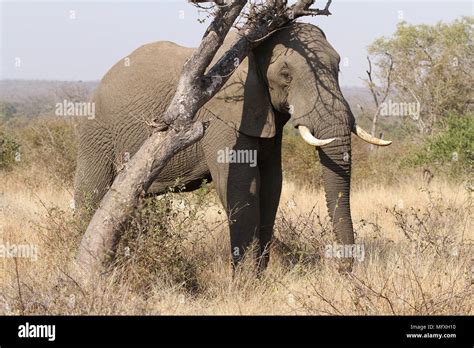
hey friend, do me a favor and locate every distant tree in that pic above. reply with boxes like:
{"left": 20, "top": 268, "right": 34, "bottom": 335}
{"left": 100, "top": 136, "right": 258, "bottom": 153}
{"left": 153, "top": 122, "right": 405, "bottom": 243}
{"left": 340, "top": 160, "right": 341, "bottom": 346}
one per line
{"left": 0, "top": 102, "right": 17, "bottom": 121}
{"left": 0, "top": 128, "right": 20, "bottom": 169}
{"left": 367, "top": 17, "right": 473, "bottom": 134}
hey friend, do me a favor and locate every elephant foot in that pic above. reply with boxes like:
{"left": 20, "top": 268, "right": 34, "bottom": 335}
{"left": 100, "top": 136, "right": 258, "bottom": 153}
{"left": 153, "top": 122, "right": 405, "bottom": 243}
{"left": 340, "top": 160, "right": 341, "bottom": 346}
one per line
{"left": 230, "top": 249, "right": 271, "bottom": 279}
{"left": 337, "top": 257, "right": 354, "bottom": 274}
{"left": 256, "top": 257, "right": 269, "bottom": 279}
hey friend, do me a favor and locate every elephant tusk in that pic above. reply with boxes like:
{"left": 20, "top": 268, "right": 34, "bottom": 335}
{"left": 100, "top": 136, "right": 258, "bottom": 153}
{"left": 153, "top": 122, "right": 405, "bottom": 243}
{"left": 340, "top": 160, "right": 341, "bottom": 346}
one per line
{"left": 298, "top": 126, "right": 336, "bottom": 147}
{"left": 352, "top": 125, "right": 392, "bottom": 146}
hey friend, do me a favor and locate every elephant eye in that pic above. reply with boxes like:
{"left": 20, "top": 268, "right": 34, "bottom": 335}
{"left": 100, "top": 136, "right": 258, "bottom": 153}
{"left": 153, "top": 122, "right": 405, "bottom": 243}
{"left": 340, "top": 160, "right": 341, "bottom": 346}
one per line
{"left": 280, "top": 69, "right": 291, "bottom": 82}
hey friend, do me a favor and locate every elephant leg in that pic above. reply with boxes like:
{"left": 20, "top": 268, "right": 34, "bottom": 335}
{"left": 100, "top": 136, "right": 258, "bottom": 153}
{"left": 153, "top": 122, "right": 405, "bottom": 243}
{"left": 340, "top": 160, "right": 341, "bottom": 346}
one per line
{"left": 224, "top": 165, "right": 260, "bottom": 268}
{"left": 202, "top": 121, "right": 261, "bottom": 268}
{"left": 73, "top": 122, "right": 115, "bottom": 222}
{"left": 257, "top": 134, "right": 283, "bottom": 273}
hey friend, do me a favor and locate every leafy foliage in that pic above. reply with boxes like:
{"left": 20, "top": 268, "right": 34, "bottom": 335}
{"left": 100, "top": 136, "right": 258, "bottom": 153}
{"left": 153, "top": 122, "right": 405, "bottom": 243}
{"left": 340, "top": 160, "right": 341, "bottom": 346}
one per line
{"left": 368, "top": 17, "right": 473, "bottom": 134}
{"left": 402, "top": 114, "right": 474, "bottom": 176}
{"left": 0, "top": 102, "right": 17, "bottom": 122}
{"left": 281, "top": 125, "right": 323, "bottom": 188}
{"left": 0, "top": 127, "right": 20, "bottom": 170}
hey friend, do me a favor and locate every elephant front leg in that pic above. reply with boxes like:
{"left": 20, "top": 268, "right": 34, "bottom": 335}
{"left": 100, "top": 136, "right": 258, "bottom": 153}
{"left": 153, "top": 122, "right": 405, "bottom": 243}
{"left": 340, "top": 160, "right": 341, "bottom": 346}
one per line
{"left": 218, "top": 163, "right": 261, "bottom": 269}
{"left": 202, "top": 120, "right": 263, "bottom": 271}
{"left": 257, "top": 135, "right": 283, "bottom": 274}
{"left": 257, "top": 167, "right": 282, "bottom": 274}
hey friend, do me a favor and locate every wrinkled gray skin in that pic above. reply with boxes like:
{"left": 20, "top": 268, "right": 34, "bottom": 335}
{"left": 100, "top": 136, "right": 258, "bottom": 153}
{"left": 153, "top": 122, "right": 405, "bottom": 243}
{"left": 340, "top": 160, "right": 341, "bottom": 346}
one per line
{"left": 74, "top": 23, "right": 355, "bottom": 272}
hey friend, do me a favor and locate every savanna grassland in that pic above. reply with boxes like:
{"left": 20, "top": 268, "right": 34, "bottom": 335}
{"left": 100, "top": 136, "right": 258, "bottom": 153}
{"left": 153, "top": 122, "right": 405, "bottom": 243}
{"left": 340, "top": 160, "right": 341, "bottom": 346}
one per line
{"left": 0, "top": 112, "right": 472, "bottom": 315}
{"left": 0, "top": 18, "right": 473, "bottom": 314}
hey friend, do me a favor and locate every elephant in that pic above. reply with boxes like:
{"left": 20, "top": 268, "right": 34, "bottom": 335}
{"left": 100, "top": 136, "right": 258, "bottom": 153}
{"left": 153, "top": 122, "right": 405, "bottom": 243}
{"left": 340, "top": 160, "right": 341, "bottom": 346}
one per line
{"left": 74, "top": 22, "right": 390, "bottom": 273}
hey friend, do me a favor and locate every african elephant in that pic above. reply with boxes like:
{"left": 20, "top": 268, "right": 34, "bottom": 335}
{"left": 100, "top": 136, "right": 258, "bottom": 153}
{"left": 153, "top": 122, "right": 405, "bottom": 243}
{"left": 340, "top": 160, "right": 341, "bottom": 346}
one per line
{"left": 74, "top": 22, "right": 390, "bottom": 273}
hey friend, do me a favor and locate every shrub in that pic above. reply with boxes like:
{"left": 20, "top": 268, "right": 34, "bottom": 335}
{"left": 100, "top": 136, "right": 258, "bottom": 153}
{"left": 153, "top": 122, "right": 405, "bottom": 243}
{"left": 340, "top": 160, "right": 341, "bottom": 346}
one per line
{"left": 281, "top": 126, "right": 323, "bottom": 188}
{"left": 387, "top": 188, "right": 467, "bottom": 256}
{"left": 11, "top": 116, "right": 78, "bottom": 184}
{"left": 274, "top": 204, "right": 334, "bottom": 267}
{"left": 402, "top": 114, "right": 474, "bottom": 176}
{"left": 0, "top": 128, "right": 21, "bottom": 170}
{"left": 113, "top": 181, "right": 215, "bottom": 294}
{"left": 0, "top": 102, "right": 17, "bottom": 122}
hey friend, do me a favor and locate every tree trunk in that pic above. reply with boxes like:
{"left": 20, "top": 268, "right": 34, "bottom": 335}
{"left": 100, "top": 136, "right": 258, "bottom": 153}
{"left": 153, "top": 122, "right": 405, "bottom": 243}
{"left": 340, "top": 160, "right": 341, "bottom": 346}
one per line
{"left": 370, "top": 109, "right": 379, "bottom": 151}
{"left": 75, "top": 0, "right": 248, "bottom": 278}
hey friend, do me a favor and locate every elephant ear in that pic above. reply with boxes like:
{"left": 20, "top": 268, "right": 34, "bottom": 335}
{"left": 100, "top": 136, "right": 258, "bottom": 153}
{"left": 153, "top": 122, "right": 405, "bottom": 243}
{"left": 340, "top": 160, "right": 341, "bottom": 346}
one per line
{"left": 203, "top": 52, "right": 276, "bottom": 138}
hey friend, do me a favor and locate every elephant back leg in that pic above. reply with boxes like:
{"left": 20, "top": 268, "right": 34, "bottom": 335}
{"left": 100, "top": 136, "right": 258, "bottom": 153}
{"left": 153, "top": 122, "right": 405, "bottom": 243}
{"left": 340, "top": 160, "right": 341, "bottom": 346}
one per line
{"left": 74, "top": 121, "right": 115, "bottom": 222}
{"left": 202, "top": 120, "right": 261, "bottom": 267}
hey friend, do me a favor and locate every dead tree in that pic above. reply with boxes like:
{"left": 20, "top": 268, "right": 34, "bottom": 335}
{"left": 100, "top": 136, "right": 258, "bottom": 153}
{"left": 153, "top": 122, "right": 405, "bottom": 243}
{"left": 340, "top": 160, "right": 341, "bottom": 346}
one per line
{"left": 364, "top": 54, "right": 393, "bottom": 150}
{"left": 75, "top": 0, "right": 333, "bottom": 280}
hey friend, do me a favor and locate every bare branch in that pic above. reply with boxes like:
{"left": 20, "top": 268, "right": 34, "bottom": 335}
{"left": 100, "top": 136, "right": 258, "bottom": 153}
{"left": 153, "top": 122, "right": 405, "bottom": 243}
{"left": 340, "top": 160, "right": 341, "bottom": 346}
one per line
{"left": 366, "top": 56, "right": 380, "bottom": 108}
{"left": 189, "top": 0, "right": 226, "bottom": 5}
{"left": 292, "top": 0, "right": 332, "bottom": 17}
{"left": 381, "top": 53, "right": 394, "bottom": 104}
{"left": 365, "top": 53, "right": 394, "bottom": 149}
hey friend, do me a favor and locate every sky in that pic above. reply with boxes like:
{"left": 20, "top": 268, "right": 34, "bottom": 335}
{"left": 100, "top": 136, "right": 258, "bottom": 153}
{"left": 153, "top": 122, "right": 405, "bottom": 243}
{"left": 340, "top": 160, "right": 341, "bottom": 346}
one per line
{"left": 0, "top": 0, "right": 472, "bottom": 86}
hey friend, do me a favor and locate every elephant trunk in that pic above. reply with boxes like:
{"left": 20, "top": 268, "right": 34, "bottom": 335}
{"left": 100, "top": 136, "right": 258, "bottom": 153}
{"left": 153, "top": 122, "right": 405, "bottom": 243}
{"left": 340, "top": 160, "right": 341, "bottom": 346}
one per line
{"left": 290, "top": 71, "right": 356, "bottom": 270}
{"left": 314, "top": 102, "right": 354, "bottom": 271}
{"left": 317, "top": 133, "right": 354, "bottom": 246}
{"left": 314, "top": 108, "right": 355, "bottom": 271}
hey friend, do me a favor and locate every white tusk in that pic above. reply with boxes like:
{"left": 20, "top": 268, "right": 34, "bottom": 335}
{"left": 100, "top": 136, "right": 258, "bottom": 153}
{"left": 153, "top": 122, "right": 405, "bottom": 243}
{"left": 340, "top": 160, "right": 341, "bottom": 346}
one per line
{"left": 298, "top": 126, "right": 336, "bottom": 147}
{"left": 352, "top": 125, "right": 392, "bottom": 146}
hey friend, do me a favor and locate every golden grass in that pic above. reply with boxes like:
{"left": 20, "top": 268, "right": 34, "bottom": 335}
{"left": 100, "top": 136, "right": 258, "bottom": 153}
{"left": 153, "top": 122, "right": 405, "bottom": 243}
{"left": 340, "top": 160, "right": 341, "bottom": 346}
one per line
{"left": 0, "top": 167, "right": 472, "bottom": 315}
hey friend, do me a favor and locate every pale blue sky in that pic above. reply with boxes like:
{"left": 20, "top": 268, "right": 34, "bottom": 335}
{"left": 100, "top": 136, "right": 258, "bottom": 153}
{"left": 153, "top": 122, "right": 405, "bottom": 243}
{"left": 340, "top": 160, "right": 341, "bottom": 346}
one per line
{"left": 1, "top": 0, "right": 472, "bottom": 86}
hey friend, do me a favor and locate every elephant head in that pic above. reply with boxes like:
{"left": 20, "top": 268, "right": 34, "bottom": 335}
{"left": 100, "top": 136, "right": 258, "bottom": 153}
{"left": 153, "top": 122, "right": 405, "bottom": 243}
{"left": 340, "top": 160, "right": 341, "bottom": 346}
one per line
{"left": 205, "top": 23, "right": 390, "bottom": 262}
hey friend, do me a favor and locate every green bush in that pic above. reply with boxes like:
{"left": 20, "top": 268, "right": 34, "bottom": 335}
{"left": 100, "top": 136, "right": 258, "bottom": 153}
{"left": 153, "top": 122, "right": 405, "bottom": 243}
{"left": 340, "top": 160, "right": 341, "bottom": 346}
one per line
{"left": 402, "top": 115, "right": 473, "bottom": 175}
{"left": 0, "top": 102, "right": 17, "bottom": 122}
{"left": 281, "top": 125, "right": 323, "bottom": 188}
{"left": 0, "top": 129, "right": 21, "bottom": 170}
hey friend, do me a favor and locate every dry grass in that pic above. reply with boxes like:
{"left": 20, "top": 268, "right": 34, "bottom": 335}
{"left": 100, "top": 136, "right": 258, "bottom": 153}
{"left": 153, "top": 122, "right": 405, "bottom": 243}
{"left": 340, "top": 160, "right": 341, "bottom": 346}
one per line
{"left": 0, "top": 167, "right": 472, "bottom": 315}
